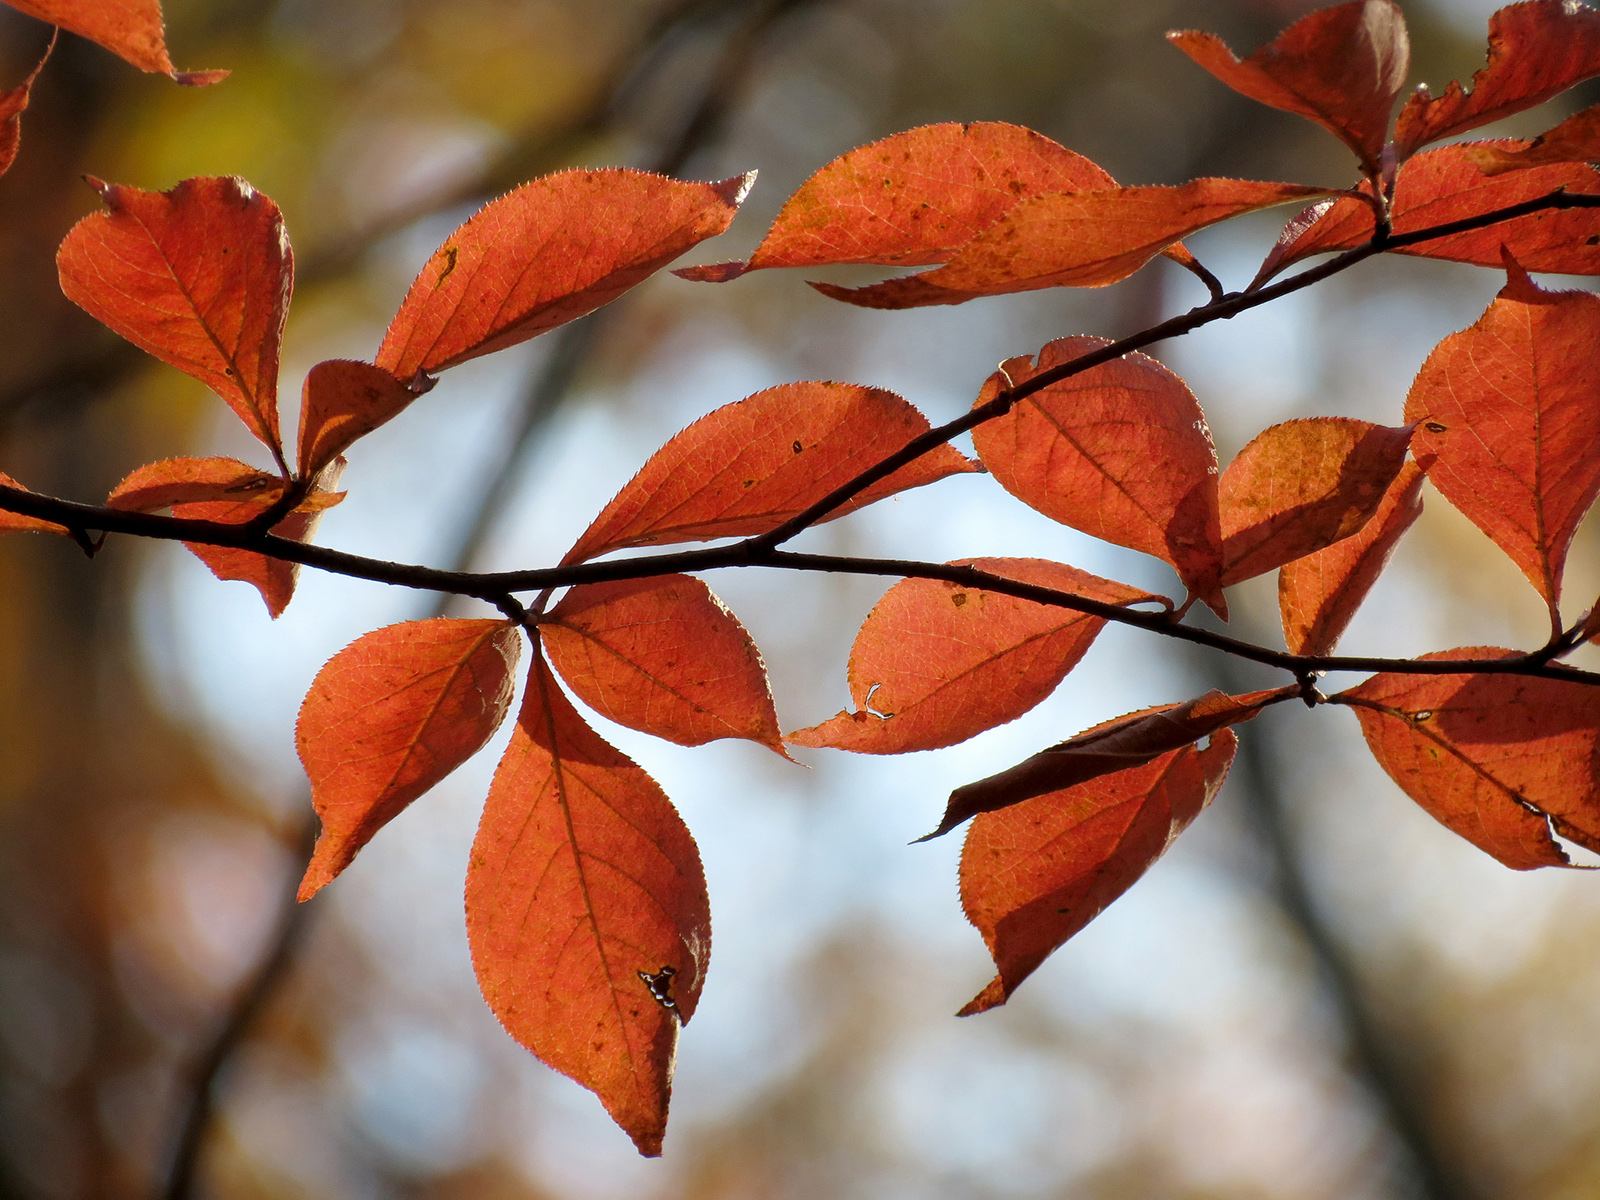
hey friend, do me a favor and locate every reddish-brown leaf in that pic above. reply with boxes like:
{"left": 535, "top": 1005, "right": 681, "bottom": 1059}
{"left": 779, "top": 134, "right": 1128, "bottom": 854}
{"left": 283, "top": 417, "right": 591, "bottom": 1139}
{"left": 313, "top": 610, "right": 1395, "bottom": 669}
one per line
{"left": 1393, "top": 0, "right": 1600, "bottom": 161}
{"left": 922, "top": 686, "right": 1293, "bottom": 841}
{"left": 1404, "top": 259, "right": 1600, "bottom": 617}
{"left": 1, "top": 0, "right": 225, "bottom": 83}
{"left": 376, "top": 169, "right": 752, "bottom": 380}
{"left": 108, "top": 456, "right": 344, "bottom": 617}
{"left": 297, "top": 359, "right": 420, "bottom": 477}
{"left": 674, "top": 122, "right": 1118, "bottom": 282}
{"left": 1339, "top": 648, "right": 1600, "bottom": 869}
{"left": 813, "top": 179, "right": 1333, "bottom": 308}
{"left": 0, "top": 471, "right": 69, "bottom": 536}
{"left": 0, "top": 32, "right": 51, "bottom": 181}
{"left": 467, "top": 656, "right": 709, "bottom": 1157}
{"left": 541, "top": 575, "right": 784, "bottom": 754}
{"left": 564, "top": 382, "right": 975, "bottom": 565}
{"left": 57, "top": 176, "right": 292, "bottom": 457}
{"left": 1219, "top": 417, "right": 1412, "bottom": 586}
{"left": 958, "top": 731, "right": 1237, "bottom": 1015}
{"left": 1168, "top": 1, "right": 1409, "bottom": 175}
{"left": 296, "top": 619, "right": 522, "bottom": 900}
{"left": 1463, "top": 102, "right": 1600, "bottom": 175}
{"left": 1279, "top": 460, "right": 1425, "bottom": 655}
{"left": 787, "top": 559, "right": 1160, "bottom": 754}
{"left": 969, "top": 337, "right": 1225, "bottom": 615}
{"left": 1253, "top": 144, "right": 1600, "bottom": 285}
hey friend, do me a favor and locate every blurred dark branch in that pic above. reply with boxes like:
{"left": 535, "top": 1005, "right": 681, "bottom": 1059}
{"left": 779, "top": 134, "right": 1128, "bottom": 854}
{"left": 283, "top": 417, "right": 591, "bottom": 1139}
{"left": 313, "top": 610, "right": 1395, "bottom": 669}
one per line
{"left": 150, "top": 1, "right": 821, "bottom": 1197}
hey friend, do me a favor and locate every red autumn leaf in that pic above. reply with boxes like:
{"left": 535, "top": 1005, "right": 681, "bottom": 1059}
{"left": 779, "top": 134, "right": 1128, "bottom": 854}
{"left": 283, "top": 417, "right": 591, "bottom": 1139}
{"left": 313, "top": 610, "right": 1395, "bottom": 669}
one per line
{"left": 958, "top": 731, "right": 1237, "bottom": 1015}
{"left": 541, "top": 575, "right": 784, "bottom": 754}
{"left": 296, "top": 619, "right": 522, "bottom": 900}
{"left": 1338, "top": 648, "right": 1600, "bottom": 869}
{"left": 813, "top": 178, "right": 1333, "bottom": 308}
{"left": 467, "top": 655, "right": 709, "bottom": 1157}
{"left": 375, "top": 169, "right": 752, "bottom": 380}
{"left": 1253, "top": 144, "right": 1600, "bottom": 286}
{"left": 921, "top": 686, "right": 1293, "bottom": 841}
{"left": 1404, "top": 258, "right": 1600, "bottom": 619}
{"left": 564, "top": 382, "right": 975, "bottom": 565}
{"left": 969, "top": 336, "right": 1225, "bottom": 615}
{"left": 1168, "top": 0, "right": 1409, "bottom": 176}
{"left": 108, "top": 456, "right": 345, "bottom": 617}
{"left": 1, "top": 0, "right": 225, "bottom": 83}
{"left": 0, "top": 471, "right": 69, "bottom": 536}
{"left": 674, "top": 121, "right": 1118, "bottom": 282}
{"left": 1279, "top": 460, "right": 1425, "bottom": 655}
{"left": 1218, "top": 417, "right": 1412, "bottom": 586}
{"left": 1463, "top": 102, "right": 1600, "bottom": 175}
{"left": 57, "top": 176, "right": 293, "bottom": 459}
{"left": 297, "top": 359, "right": 421, "bottom": 477}
{"left": 0, "top": 32, "right": 51, "bottom": 181}
{"left": 786, "top": 559, "right": 1161, "bottom": 754}
{"left": 1393, "top": 0, "right": 1600, "bottom": 162}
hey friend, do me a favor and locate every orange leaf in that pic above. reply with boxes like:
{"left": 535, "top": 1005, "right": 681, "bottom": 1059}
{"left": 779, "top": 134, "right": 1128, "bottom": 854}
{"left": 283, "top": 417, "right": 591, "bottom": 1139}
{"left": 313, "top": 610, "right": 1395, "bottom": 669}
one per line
{"left": 564, "top": 381, "right": 975, "bottom": 565}
{"left": 969, "top": 337, "right": 1225, "bottom": 615}
{"left": 674, "top": 121, "right": 1117, "bottom": 282}
{"left": 1393, "top": 0, "right": 1600, "bottom": 161}
{"left": 1219, "top": 417, "right": 1412, "bottom": 586}
{"left": 922, "top": 687, "right": 1292, "bottom": 841}
{"left": 0, "top": 32, "right": 51, "bottom": 181}
{"left": 57, "top": 176, "right": 293, "bottom": 458}
{"left": 1404, "top": 258, "right": 1600, "bottom": 616}
{"left": 1253, "top": 144, "right": 1600, "bottom": 285}
{"left": 1463, "top": 102, "right": 1600, "bottom": 175}
{"left": 541, "top": 575, "right": 784, "bottom": 753}
{"left": 467, "top": 656, "right": 709, "bottom": 1157}
{"left": 2, "top": 0, "right": 225, "bottom": 83}
{"left": 376, "top": 169, "right": 752, "bottom": 380}
{"left": 958, "top": 732, "right": 1237, "bottom": 1015}
{"left": 787, "top": 559, "right": 1160, "bottom": 754}
{"left": 813, "top": 178, "right": 1333, "bottom": 308}
{"left": 296, "top": 359, "right": 420, "bottom": 477}
{"left": 1279, "top": 460, "right": 1425, "bottom": 655}
{"left": 0, "top": 471, "right": 69, "bottom": 536}
{"left": 1339, "top": 648, "right": 1600, "bottom": 869}
{"left": 296, "top": 619, "right": 522, "bottom": 900}
{"left": 108, "top": 456, "right": 345, "bottom": 617}
{"left": 1168, "top": 0, "right": 1409, "bottom": 175}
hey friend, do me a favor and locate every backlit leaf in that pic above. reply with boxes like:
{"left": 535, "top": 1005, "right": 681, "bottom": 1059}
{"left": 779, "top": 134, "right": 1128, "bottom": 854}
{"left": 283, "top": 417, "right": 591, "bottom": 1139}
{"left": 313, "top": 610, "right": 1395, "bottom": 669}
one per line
{"left": 564, "top": 382, "right": 975, "bottom": 565}
{"left": 0, "top": 33, "right": 50, "bottom": 180}
{"left": 296, "top": 619, "right": 522, "bottom": 900}
{"left": 674, "top": 122, "right": 1117, "bottom": 282}
{"left": 1393, "top": 0, "right": 1600, "bottom": 161}
{"left": 376, "top": 169, "right": 753, "bottom": 379}
{"left": 297, "top": 359, "right": 420, "bottom": 477}
{"left": 1463, "top": 102, "right": 1600, "bottom": 174}
{"left": 1169, "top": 0, "right": 1409, "bottom": 175}
{"left": 0, "top": 472, "right": 69, "bottom": 536}
{"left": 1253, "top": 144, "right": 1600, "bottom": 285}
{"left": 542, "top": 575, "right": 783, "bottom": 753}
{"left": 813, "top": 178, "right": 1332, "bottom": 308}
{"left": 1, "top": 0, "right": 225, "bottom": 83}
{"left": 787, "top": 559, "right": 1160, "bottom": 754}
{"left": 1340, "top": 648, "right": 1600, "bottom": 868}
{"left": 922, "top": 686, "right": 1292, "bottom": 841}
{"left": 57, "top": 176, "right": 293, "bottom": 457}
{"left": 1219, "top": 417, "right": 1412, "bottom": 586}
{"left": 969, "top": 337, "right": 1225, "bottom": 615}
{"left": 1404, "top": 258, "right": 1600, "bottom": 616}
{"left": 1279, "top": 461, "right": 1425, "bottom": 655}
{"left": 467, "top": 656, "right": 709, "bottom": 1157}
{"left": 958, "top": 732, "right": 1237, "bottom": 1015}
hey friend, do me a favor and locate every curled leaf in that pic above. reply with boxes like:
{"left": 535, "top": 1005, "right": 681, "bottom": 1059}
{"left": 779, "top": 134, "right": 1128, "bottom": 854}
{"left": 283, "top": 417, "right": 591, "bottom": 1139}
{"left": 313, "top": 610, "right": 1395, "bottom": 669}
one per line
{"left": 0, "top": 32, "right": 51, "bottom": 180}
{"left": 958, "top": 732, "right": 1237, "bottom": 1015}
{"left": 541, "top": 575, "right": 784, "bottom": 754}
{"left": 467, "top": 656, "right": 709, "bottom": 1157}
{"left": 2, "top": 0, "right": 225, "bottom": 83}
{"left": 296, "top": 619, "right": 522, "bottom": 900}
{"left": 376, "top": 169, "right": 753, "bottom": 379}
{"left": 297, "top": 359, "right": 420, "bottom": 477}
{"left": 564, "top": 381, "right": 975, "bottom": 565}
{"left": 787, "top": 559, "right": 1161, "bottom": 754}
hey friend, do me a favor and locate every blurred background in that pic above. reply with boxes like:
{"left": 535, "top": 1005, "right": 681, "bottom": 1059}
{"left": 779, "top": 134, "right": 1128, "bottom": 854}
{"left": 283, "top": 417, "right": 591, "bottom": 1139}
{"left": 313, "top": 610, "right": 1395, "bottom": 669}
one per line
{"left": 4, "top": 1, "right": 1600, "bottom": 1197}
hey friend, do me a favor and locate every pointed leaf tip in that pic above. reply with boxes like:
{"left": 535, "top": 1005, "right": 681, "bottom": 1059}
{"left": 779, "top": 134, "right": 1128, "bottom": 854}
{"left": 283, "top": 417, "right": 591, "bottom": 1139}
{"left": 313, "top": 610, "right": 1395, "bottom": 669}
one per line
{"left": 3, "top": 0, "right": 225, "bottom": 82}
